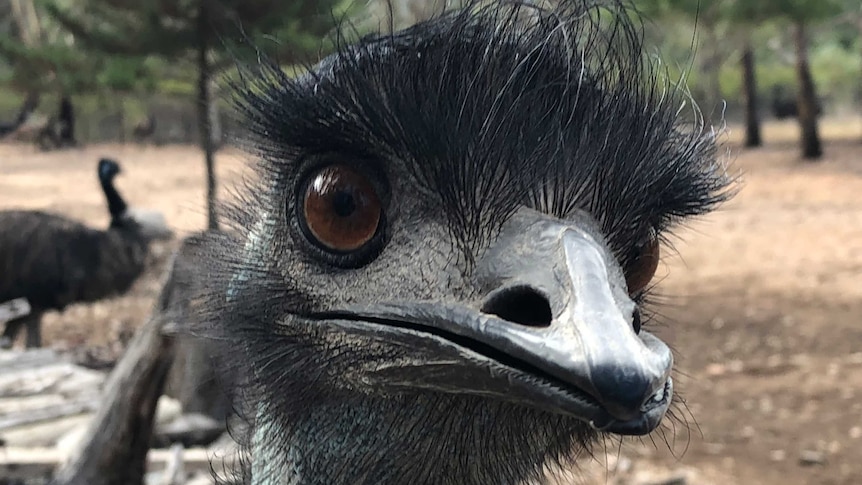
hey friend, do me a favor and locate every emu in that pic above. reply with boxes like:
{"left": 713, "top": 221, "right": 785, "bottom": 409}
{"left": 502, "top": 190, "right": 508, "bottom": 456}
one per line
{"left": 0, "top": 158, "right": 172, "bottom": 349}
{"left": 199, "top": 1, "right": 732, "bottom": 483}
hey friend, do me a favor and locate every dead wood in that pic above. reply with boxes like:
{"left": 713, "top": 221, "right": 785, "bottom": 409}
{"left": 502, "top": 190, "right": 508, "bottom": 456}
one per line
{"left": 0, "top": 397, "right": 99, "bottom": 431}
{"left": 0, "top": 363, "right": 105, "bottom": 398}
{"left": 1, "top": 446, "right": 229, "bottom": 482}
{"left": 49, "top": 252, "right": 181, "bottom": 485}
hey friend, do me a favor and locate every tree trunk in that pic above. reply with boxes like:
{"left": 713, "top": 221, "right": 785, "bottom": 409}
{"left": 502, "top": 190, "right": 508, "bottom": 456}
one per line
{"left": 197, "top": 4, "right": 218, "bottom": 231}
{"left": 208, "top": 78, "right": 221, "bottom": 148}
{"left": 793, "top": 21, "right": 822, "bottom": 160}
{"left": 162, "top": 233, "right": 230, "bottom": 422}
{"left": 117, "top": 99, "right": 126, "bottom": 144}
{"left": 699, "top": 23, "right": 723, "bottom": 124}
{"left": 9, "top": 0, "right": 42, "bottom": 46}
{"left": 740, "top": 38, "right": 761, "bottom": 148}
{"left": 858, "top": 11, "right": 862, "bottom": 143}
{"left": 58, "top": 95, "right": 76, "bottom": 146}
{"left": 165, "top": 336, "right": 229, "bottom": 421}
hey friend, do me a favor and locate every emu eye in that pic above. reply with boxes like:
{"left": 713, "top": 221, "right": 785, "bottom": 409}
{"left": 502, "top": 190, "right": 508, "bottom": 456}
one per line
{"left": 302, "top": 165, "right": 382, "bottom": 253}
{"left": 625, "top": 233, "right": 660, "bottom": 296}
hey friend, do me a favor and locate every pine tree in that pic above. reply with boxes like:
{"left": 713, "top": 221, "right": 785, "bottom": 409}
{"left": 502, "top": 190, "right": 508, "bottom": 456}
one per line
{"left": 0, "top": 0, "right": 160, "bottom": 147}
{"left": 751, "top": 0, "right": 844, "bottom": 159}
{"left": 43, "top": 0, "right": 351, "bottom": 229}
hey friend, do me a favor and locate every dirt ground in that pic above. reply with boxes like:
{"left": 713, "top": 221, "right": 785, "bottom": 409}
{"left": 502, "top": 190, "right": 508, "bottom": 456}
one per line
{"left": 1, "top": 118, "right": 861, "bottom": 484}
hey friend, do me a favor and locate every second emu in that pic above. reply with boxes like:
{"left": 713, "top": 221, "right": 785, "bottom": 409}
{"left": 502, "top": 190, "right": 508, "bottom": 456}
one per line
{"left": 0, "top": 158, "right": 173, "bottom": 348}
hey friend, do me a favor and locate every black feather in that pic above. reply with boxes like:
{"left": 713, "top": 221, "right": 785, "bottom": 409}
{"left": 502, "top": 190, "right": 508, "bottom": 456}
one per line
{"left": 230, "top": 0, "right": 730, "bottom": 267}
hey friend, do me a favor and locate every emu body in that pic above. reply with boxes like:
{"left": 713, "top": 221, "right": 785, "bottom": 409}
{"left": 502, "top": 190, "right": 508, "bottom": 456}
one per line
{"left": 201, "top": 1, "right": 732, "bottom": 483}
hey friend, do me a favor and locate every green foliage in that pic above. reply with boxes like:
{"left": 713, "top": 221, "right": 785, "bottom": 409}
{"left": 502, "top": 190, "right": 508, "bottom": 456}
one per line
{"left": 0, "top": 0, "right": 359, "bottom": 98}
{"left": 40, "top": 0, "right": 355, "bottom": 63}
{"left": 704, "top": 30, "right": 859, "bottom": 109}
{"left": 641, "top": 0, "right": 862, "bottom": 102}
{"left": 0, "top": 0, "right": 160, "bottom": 95}
{"left": 639, "top": 0, "right": 844, "bottom": 25}
{"left": 156, "top": 78, "right": 196, "bottom": 97}
{"left": 0, "top": 32, "right": 83, "bottom": 91}
{"left": 95, "top": 57, "right": 157, "bottom": 92}
{"left": 754, "top": 0, "right": 846, "bottom": 23}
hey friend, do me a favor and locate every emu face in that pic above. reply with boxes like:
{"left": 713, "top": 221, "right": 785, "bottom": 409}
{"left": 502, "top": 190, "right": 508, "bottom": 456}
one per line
{"left": 213, "top": 1, "right": 730, "bottom": 482}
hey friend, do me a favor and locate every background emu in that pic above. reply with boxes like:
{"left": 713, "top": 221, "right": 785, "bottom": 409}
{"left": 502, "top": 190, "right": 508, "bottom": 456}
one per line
{"left": 0, "top": 158, "right": 172, "bottom": 348}
{"left": 199, "top": 1, "right": 732, "bottom": 483}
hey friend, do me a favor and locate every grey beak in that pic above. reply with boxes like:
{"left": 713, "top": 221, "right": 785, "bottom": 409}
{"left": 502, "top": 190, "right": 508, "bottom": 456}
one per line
{"left": 329, "top": 208, "right": 673, "bottom": 434}
{"left": 473, "top": 209, "right": 673, "bottom": 424}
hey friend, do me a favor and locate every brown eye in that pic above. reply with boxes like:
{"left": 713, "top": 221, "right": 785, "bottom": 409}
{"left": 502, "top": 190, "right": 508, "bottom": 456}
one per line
{"left": 302, "top": 165, "right": 382, "bottom": 252}
{"left": 625, "top": 234, "right": 660, "bottom": 296}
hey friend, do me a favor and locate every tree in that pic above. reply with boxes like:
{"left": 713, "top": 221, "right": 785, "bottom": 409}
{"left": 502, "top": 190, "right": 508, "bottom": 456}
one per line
{"left": 638, "top": 0, "right": 732, "bottom": 125}
{"left": 739, "top": 35, "right": 761, "bottom": 147}
{"left": 726, "top": 1, "right": 774, "bottom": 149}
{"left": 760, "top": 0, "right": 845, "bottom": 159}
{"left": 0, "top": 0, "right": 74, "bottom": 145}
{"left": 792, "top": 20, "right": 821, "bottom": 158}
{"left": 640, "top": 0, "right": 772, "bottom": 147}
{"left": 43, "top": 0, "right": 351, "bottom": 229}
{"left": 849, "top": 0, "right": 862, "bottom": 142}
{"left": 0, "top": 0, "right": 163, "bottom": 148}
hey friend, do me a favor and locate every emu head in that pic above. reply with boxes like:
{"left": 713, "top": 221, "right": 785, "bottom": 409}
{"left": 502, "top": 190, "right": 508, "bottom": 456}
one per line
{"left": 97, "top": 158, "right": 174, "bottom": 240}
{"left": 206, "top": 1, "right": 732, "bottom": 482}
{"left": 98, "top": 157, "right": 121, "bottom": 182}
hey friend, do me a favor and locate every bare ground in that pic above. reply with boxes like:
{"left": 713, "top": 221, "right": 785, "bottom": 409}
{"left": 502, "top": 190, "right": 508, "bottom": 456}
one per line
{"left": 1, "top": 118, "right": 861, "bottom": 484}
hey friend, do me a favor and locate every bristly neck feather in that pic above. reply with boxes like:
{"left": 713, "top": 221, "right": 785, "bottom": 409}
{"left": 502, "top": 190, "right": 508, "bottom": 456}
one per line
{"left": 242, "top": 392, "right": 591, "bottom": 485}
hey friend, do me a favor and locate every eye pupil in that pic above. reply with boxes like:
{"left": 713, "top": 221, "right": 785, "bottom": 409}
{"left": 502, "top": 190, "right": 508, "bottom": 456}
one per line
{"left": 332, "top": 191, "right": 357, "bottom": 217}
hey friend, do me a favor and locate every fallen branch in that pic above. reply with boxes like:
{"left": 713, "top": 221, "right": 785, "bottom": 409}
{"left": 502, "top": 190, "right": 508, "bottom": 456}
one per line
{"left": 0, "top": 397, "right": 100, "bottom": 431}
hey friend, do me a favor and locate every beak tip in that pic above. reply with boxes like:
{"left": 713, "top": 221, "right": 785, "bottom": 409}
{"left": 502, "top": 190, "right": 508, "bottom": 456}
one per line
{"left": 589, "top": 356, "right": 672, "bottom": 422}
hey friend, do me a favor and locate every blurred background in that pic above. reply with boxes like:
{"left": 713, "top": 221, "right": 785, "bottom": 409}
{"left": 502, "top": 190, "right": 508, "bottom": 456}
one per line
{"left": 0, "top": 1, "right": 860, "bottom": 485}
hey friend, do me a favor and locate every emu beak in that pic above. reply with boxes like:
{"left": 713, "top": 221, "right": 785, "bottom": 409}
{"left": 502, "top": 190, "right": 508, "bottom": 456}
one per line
{"left": 329, "top": 209, "right": 673, "bottom": 435}
{"left": 470, "top": 209, "right": 674, "bottom": 434}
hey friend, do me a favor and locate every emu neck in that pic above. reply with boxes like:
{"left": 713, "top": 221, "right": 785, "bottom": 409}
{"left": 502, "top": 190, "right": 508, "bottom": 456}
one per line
{"left": 250, "top": 394, "right": 581, "bottom": 485}
{"left": 100, "top": 176, "right": 127, "bottom": 221}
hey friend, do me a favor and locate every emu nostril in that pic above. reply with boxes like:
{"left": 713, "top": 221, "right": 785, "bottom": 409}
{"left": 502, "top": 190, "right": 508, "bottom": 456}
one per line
{"left": 481, "top": 285, "right": 553, "bottom": 327}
